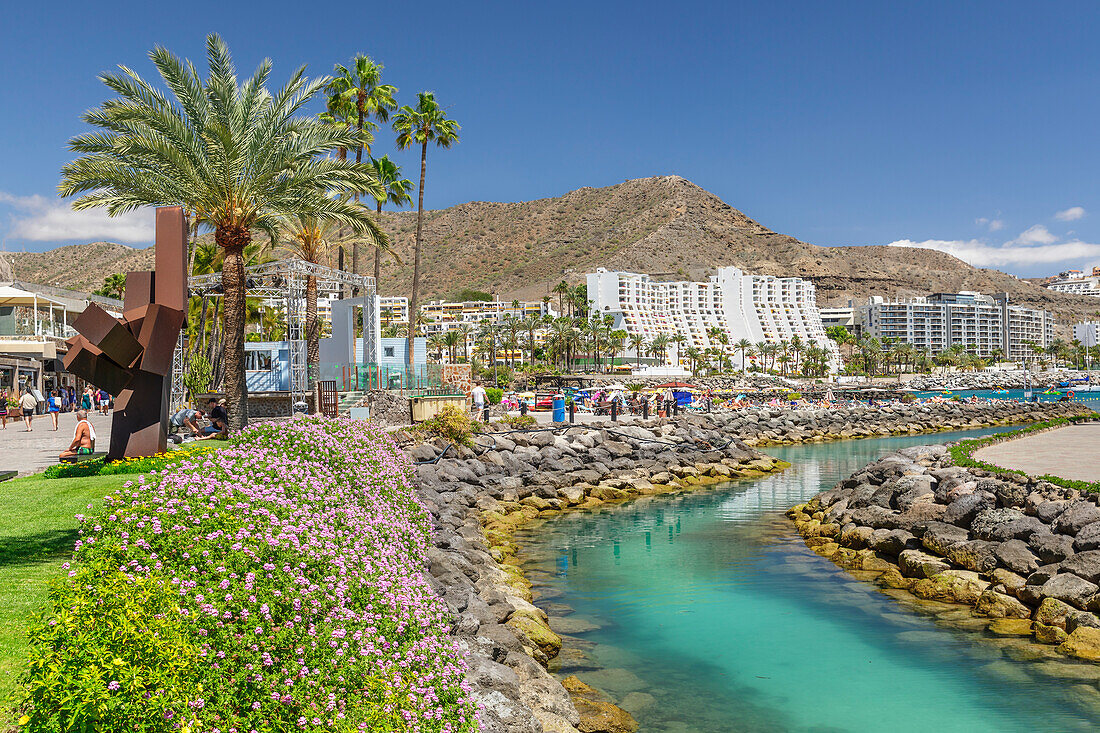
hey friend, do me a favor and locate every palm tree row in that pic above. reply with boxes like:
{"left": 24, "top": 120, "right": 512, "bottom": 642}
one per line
{"left": 60, "top": 36, "right": 458, "bottom": 431}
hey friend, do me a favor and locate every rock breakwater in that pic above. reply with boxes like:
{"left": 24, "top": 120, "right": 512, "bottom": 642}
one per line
{"left": 709, "top": 400, "right": 1087, "bottom": 446}
{"left": 789, "top": 414, "right": 1100, "bottom": 687}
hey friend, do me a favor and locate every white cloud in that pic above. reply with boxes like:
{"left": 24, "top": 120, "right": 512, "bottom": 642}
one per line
{"left": 888, "top": 237, "right": 1100, "bottom": 268}
{"left": 975, "top": 217, "right": 1005, "bottom": 232}
{"left": 1055, "top": 206, "right": 1086, "bottom": 222}
{"left": 0, "top": 192, "right": 153, "bottom": 244}
{"left": 1008, "top": 224, "right": 1057, "bottom": 246}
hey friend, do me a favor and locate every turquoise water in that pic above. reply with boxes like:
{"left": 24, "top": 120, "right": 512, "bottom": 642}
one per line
{"left": 911, "top": 387, "right": 1100, "bottom": 403}
{"left": 516, "top": 427, "right": 1100, "bottom": 732}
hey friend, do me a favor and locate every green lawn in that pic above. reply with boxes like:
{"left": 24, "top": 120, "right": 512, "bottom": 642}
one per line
{"left": 0, "top": 473, "right": 127, "bottom": 705}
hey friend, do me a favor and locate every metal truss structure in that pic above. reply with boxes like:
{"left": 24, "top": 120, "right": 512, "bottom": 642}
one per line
{"left": 183, "top": 259, "right": 376, "bottom": 414}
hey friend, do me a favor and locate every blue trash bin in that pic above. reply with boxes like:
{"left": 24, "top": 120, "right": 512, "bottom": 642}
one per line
{"left": 552, "top": 395, "right": 565, "bottom": 422}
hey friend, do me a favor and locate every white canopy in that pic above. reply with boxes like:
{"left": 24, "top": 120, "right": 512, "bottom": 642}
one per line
{"left": 0, "top": 285, "right": 67, "bottom": 308}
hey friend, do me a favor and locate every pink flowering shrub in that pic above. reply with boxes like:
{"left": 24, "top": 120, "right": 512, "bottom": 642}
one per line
{"left": 19, "top": 416, "right": 478, "bottom": 733}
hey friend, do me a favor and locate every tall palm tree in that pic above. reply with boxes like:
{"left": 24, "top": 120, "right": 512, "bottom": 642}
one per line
{"left": 735, "top": 338, "right": 752, "bottom": 372}
{"left": 330, "top": 55, "right": 397, "bottom": 166}
{"left": 629, "top": 334, "right": 646, "bottom": 365}
{"left": 278, "top": 210, "right": 388, "bottom": 385}
{"left": 441, "top": 329, "right": 462, "bottom": 363}
{"left": 553, "top": 281, "right": 571, "bottom": 316}
{"left": 368, "top": 155, "right": 413, "bottom": 283}
{"left": 393, "top": 92, "right": 460, "bottom": 367}
{"left": 59, "top": 35, "right": 378, "bottom": 432}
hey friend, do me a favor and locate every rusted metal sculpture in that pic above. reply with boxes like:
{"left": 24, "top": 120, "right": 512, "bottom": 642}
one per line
{"left": 63, "top": 206, "right": 187, "bottom": 460}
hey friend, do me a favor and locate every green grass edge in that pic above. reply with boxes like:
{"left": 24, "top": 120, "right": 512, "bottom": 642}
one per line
{"left": 948, "top": 413, "right": 1100, "bottom": 493}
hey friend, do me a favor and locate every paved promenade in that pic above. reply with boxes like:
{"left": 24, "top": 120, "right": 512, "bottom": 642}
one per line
{"left": 0, "top": 411, "right": 114, "bottom": 476}
{"left": 972, "top": 423, "right": 1100, "bottom": 482}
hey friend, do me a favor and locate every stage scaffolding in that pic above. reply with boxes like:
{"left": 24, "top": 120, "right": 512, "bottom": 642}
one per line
{"left": 175, "top": 259, "right": 376, "bottom": 414}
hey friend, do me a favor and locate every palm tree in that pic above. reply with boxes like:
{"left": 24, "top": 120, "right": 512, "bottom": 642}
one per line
{"left": 426, "top": 334, "right": 445, "bottom": 362}
{"left": 669, "top": 333, "right": 686, "bottom": 365}
{"left": 442, "top": 329, "right": 462, "bottom": 363}
{"left": 523, "top": 314, "right": 542, "bottom": 366}
{"left": 278, "top": 211, "right": 388, "bottom": 385}
{"left": 554, "top": 281, "right": 571, "bottom": 316}
{"left": 393, "top": 92, "right": 460, "bottom": 367}
{"left": 59, "top": 35, "right": 379, "bottom": 432}
{"left": 93, "top": 273, "right": 127, "bottom": 299}
{"left": 330, "top": 55, "right": 397, "bottom": 167}
{"left": 629, "top": 334, "right": 647, "bottom": 365}
{"left": 369, "top": 154, "right": 413, "bottom": 283}
{"left": 735, "top": 338, "right": 752, "bottom": 372}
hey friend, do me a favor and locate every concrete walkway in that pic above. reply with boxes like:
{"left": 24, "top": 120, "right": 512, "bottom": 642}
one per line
{"left": 0, "top": 411, "right": 114, "bottom": 476}
{"left": 972, "top": 423, "right": 1100, "bottom": 482}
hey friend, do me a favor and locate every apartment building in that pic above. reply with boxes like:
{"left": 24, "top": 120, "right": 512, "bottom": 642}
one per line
{"left": 586, "top": 267, "right": 841, "bottom": 370}
{"left": 858, "top": 292, "right": 1054, "bottom": 362}
{"left": 1048, "top": 268, "right": 1100, "bottom": 297}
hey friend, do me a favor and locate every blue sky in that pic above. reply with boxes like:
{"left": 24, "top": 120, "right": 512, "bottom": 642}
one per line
{"left": 2, "top": 0, "right": 1099, "bottom": 277}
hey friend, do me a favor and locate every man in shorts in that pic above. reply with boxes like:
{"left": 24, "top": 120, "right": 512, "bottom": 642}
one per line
{"left": 97, "top": 388, "right": 111, "bottom": 415}
{"left": 19, "top": 389, "right": 37, "bottom": 431}
{"left": 60, "top": 409, "right": 96, "bottom": 458}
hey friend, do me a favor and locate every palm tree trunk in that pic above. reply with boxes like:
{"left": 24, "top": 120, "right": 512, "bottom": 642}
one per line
{"left": 306, "top": 274, "right": 319, "bottom": 387}
{"left": 218, "top": 225, "right": 250, "bottom": 432}
{"left": 407, "top": 140, "right": 428, "bottom": 371}
{"left": 375, "top": 201, "right": 384, "bottom": 286}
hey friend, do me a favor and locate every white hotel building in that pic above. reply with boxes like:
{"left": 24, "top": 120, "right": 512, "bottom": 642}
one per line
{"left": 587, "top": 267, "right": 841, "bottom": 370}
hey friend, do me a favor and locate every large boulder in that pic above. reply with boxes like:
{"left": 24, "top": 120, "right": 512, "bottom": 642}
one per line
{"left": 869, "top": 529, "right": 918, "bottom": 556}
{"left": 1053, "top": 501, "right": 1100, "bottom": 535}
{"left": 971, "top": 508, "right": 1046, "bottom": 542}
{"left": 898, "top": 549, "right": 951, "bottom": 579}
{"left": 1062, "top": 550, "right": 1100, "bottom": 584}
{"left": 1075, "top": 522, "right": 1100, "bottom": 551}
{"left": 1029, "top": 532, "right": 1076, "bottom": 563}
{"left": 946, "top": 540, "right": 999, "bottom": 574}
{"left": 1040, "top": 574, "right": 1100, "bottom": 610}
{"left": 943, "top": 493, "right": 995, "bottom": 526}
{"left": 974, "top": 589, "right": 1031, "bottom": 619}
{"left": 994, "top": 540, "right": 1040, "bottom": 575}
{"left": 1059, "top": 626, "right": 1100, "bottom": 661}
{"left": 562, "top": 676, "right": 638, "bottom": 733}
{"left": 921, "top": 522, "right": 971, "bottom": 556}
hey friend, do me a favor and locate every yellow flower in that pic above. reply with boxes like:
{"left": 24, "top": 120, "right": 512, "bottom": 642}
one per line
{"left": 112, "top": 657, "right": 124, "bottom": 666}
{"left": 17, "top": 715, "right": 29, "bottom": 726}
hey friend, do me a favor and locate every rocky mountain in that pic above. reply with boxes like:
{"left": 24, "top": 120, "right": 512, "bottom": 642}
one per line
{"left": 9, "top": 176, "right": 1100, "bottom": 329}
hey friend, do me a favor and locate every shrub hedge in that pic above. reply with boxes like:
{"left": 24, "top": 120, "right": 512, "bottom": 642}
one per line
{"left": 44, "top": 443, "right": 224, "bottom": 480}
{"left": 18, "top": 417, "right": 477, "bottom": 732}
{"left": 949, "top": 414, "right": 1100, "bottom": 494}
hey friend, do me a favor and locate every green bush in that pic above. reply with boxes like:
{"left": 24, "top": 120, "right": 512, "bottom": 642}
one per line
{"left": 18, "top": 556, "right": 200, "bottom": 732}
{"left": 414, "top": 404, "right": 480, "bottom": 446}
{"left": 485, "top": 387, "right": 503, "bottom": 405}
{"left": 44, "top": 443, "right": 222, "bottom": 479}
{"left": 496, "top": 414, "right": 536, "bottom": 430}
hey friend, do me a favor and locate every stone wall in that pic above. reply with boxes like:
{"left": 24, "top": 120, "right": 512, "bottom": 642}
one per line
{"left": 789, "top": 415, "right": 1100, "bottom": 672}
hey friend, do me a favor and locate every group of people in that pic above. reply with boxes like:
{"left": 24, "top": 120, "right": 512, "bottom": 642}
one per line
{"left": 0, "top": 385, "right": 112, "bottom": 432}
{"left": 169, "top": 398, "right": 229, "bottom": 440}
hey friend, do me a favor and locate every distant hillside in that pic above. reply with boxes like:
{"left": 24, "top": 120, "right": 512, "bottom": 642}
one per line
{"left": 11, "top": 176, "right": 1100, "bottom": 331}
{"left": 8, "top": 242, "right": 154, "bottom": 292}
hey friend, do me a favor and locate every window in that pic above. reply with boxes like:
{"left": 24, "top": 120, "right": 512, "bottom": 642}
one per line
{"left": 384, "top": 346, "right": 395, "bottom": 358}
{"left": 245, "top": 350, "right": 273, "bottom": 371}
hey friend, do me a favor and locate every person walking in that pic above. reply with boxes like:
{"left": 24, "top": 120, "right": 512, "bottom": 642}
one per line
{"left": 97, "top": 388, "right": 111, "bottom": 415}
{"left": 0, "top": 389, "right": 8, "bottom": 429}
{"left": 47, "top": 390, "right": 61, "bottom": 430}
{"left": 19, "top": 389, "right": 38, "bottom": 432}
{"left": 80, "top": 387, "right": 94, "bottom": 412}
{"left": 470, "top": 383, "right": 487, "bottom": 421}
